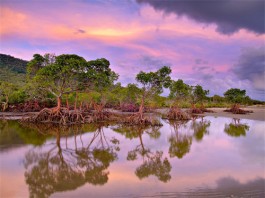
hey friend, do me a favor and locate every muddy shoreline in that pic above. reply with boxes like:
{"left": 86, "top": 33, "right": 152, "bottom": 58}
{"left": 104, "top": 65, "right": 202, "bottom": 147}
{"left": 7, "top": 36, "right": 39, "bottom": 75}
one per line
{"left": 1, "top": 107, "right": 264, "bottom": 121}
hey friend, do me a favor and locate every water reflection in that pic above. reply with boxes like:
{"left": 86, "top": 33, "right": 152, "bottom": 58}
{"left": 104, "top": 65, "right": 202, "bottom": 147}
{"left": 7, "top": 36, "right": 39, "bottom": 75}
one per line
{"left": 167, "top": 120, "right": 192, "bottom": 159}
{"left": 0, "top": 117, "right": 264, "bottom": 197}
{"left": 23, "top": 124, "right": 119, "bottom": 198}
{"left": 224, "top": 118, "right": 250, "bottom": 137}
{"left": 191, "top": 116, "right": 211, "bottom": 141}
{"left": 113, "top": 125, "right": 172, "bottom": 182}
{"left": 136, "top": 177, "right": 265, "bottom": 197}
{"left": 0, "top": 120, "right": 51, "bottom": 151}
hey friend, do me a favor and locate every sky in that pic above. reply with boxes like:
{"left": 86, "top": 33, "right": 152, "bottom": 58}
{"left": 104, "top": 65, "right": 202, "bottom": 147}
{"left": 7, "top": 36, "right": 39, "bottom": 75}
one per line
{"left": 0, "top": 0, "right": 264, "bottom": 100}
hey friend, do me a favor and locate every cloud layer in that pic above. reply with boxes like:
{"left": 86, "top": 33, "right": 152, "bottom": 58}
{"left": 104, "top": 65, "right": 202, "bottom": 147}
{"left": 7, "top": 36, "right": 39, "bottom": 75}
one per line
{"left": 233, "top": 47, "right": 265, "bottom": 91}
{"left": 0, "top": 0, "right": 264, "bottom": 100}
{"left": 137, "top": 0, "right": 265, "bottom": 35}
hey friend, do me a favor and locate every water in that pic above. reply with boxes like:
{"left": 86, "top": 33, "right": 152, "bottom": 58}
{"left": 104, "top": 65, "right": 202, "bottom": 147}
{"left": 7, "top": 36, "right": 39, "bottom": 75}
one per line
{"left": 0, "top": 116, "right": 264, "bottom": 198}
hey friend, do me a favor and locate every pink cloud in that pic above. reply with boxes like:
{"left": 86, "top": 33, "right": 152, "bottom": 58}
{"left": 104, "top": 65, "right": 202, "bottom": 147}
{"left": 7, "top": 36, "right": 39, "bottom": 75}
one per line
{"left": 0, "top": 1, "right": 264, "bottom": 99}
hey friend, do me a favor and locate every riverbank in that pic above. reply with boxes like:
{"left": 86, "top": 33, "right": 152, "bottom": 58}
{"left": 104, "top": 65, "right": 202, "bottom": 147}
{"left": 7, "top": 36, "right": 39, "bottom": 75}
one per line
{"left": 1, "top": 106, "right": 265, "bottom": 121}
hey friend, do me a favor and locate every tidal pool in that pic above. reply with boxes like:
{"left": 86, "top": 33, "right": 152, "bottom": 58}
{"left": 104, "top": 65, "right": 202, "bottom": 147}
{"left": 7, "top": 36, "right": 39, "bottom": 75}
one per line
{"left": 0, "top": 116, "right": 264, "bottom": 198}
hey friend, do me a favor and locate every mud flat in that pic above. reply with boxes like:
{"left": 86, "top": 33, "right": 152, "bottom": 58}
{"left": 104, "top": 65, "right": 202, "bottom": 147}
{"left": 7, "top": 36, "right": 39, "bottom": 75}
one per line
{"left": 0, "top": 112, "right": 37, "bottom": 120}
{"left": 155, "top": 106, "right": 265, "bottom": 121}
{"left": 1, "top": 106, "right": 265, "bottom": 121}
{"left": 204, "top": 107, "right": 265, "bottom": 121}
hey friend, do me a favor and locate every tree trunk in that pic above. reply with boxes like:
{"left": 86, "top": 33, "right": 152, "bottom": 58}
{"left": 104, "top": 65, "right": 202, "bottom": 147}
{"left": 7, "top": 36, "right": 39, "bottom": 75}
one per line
{"left": 139, "top": 95, "right": 145, "bottom": 119}
{"left": 79, "top": 101, "right": 83, "bottom": 111}
{"left": 74, "top": 92, "right": 78, "bottom": 111}
{"left": 66, "top": 99, "right": 69, "bottom": 111}
{"left": 57, "top": 96, "right": 61, "bottom": 110}
{"left": 3, "top": 96, "right": 9, "bottom": 111}
{"left": 139, "top": 132, "right": 145, "bottom": 152}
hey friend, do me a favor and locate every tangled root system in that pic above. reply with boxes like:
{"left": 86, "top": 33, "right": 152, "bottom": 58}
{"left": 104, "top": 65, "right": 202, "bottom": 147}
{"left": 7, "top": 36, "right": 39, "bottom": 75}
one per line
{"left": 189, "top": 104, "right": 214, "bottom": 114}
{"left": 22, "top": 107, "right": 94, "bottom": 125}
{"left": 224, "top": 104, "right": 253, "bottom": 114}
{"left": 121, "top": 112, "right": 162, "bottom": 126}
{"left": 164, "top": 107, "right": 191, "bottom": 120}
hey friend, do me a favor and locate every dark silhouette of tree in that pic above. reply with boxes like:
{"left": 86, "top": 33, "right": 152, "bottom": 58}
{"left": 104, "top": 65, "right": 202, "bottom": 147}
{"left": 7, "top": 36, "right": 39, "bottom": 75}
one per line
{"left": 224, "top": 118, "right": 250, "bottom": 137}
{"left": 23, "top": 125, "right": 119, "bottom": 198}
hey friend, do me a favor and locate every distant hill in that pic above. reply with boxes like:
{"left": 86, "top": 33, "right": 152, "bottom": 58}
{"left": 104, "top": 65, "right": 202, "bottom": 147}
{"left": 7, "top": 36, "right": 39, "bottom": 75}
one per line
{"left": 0, "top": 53, "right": 28, "bottom": 74}
{"left": 0, "top": 54, "right": 28, "bottom": 85}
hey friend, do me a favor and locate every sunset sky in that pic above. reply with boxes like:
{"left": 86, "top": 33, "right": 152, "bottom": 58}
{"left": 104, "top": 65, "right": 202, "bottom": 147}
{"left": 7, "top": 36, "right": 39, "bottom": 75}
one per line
{"left": 0, "top": 0, "right": 264, "bottom": 100}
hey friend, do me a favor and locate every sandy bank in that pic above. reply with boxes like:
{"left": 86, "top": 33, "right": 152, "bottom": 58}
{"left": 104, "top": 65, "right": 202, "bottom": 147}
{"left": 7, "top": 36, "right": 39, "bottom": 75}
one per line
{"left": 155, "top": 107, "right": 265, "bottom": 121}
{"left": 203, "top": 107, "right": 265, "bottom": 121}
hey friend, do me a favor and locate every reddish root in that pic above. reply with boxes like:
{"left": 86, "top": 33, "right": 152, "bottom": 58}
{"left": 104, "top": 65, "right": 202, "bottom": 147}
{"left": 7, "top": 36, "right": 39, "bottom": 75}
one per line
{"left": 121, "top": 112, "right": 162, "bottom": 126}
{"left": 165, "top": 107, "right": 191, "bottom": 120}
{"left": 224, "top": 104, "right": 253, "bottom": 114}
{"left": 22, "top": 107, "right": 94, "bottom": 125}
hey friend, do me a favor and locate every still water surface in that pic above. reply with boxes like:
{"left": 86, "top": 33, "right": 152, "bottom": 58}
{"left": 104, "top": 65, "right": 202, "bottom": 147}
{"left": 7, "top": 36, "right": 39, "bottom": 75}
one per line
{"left": 0, "top": 116, "right": 264, "bottom": 197}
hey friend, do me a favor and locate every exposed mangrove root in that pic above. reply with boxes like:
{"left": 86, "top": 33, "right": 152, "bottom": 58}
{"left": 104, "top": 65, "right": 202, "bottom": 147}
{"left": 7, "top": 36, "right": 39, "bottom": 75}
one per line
{"left": 224, "top": 104, "right": 253, "bottom": 114}
{"left": 164, "top": 107, "right": 191, "bottom": 120}
{"left": 199, "top": 104, "right": 214, "bottom": 113}
{"left": 21, "top": 104, "right": 163, "bottom": 126}
{"left": 92, "top": 111, "right": 112, "bottom": 122}
{"left": 6, "top": 100, "right": 51, "bottom": 112}
{"left": 120, "top": 103, "right": 139, "bottom": 112}
{"left": 121, "top": 112, "right": 162, "bottom": 126}
{"left": 189, "top": 104, "right": 214, "bottom": 114}
{"left": 22, "top": 107, "right": 95, "bottom": 125}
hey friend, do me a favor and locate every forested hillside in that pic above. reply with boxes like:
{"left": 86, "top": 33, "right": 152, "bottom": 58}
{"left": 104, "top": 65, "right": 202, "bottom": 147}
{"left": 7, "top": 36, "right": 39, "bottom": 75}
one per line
{"left": 0, "top": 54, "right": 28, "bottom": 85}
{"left": 0, "top": 54, "right": 28, "bottom": 73}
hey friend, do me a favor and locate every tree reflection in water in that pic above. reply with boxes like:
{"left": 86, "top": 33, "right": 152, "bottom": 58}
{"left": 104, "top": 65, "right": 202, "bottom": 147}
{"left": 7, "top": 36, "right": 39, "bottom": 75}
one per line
{"left": 191, "top": 116, "right": 211, "bottom": 141}
{"left": 23, "top": 124, "right": 119, "bottom": 198}
{"left": 224, "top": 118, "right": 250, "bottom": 137}
{"left": 0, "top": 120, "right": 52, "bottom": 150}
{"left": 113, "top": 125, "right": 172, "bottom": 182}
{"left": 167, "top": 120, "right": 192, "bottom": 159}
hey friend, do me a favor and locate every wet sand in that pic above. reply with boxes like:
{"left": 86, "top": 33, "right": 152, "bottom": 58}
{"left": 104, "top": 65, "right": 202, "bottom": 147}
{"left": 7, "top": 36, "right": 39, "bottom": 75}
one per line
{"left": 155, "top": 106, "right": 265, "bottom": 121}
{"left": 203, "top": 107, "right": 265, "bottom": 121}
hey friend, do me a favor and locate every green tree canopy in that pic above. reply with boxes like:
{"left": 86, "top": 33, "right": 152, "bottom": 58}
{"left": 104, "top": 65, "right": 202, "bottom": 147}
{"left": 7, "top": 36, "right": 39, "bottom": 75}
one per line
{"left": 136, "top": 66, "right": 171, "bottom": 116}
{"left": 191, "top": 84, "right": 209, "bottom": 104}
{"left": 33, "top": 54, "right": 87, "bottom": 109}
{"left": 0, "top": 81, "right": 17, "bottom": 111}
{"left": 81, "top": 58, "right": 118, "bottom": 91}
{"left": 169, "top": 79, "right": 191, "bottom": 101}
{"left": 224, "top": 88, "right": 247, "bottom": 103}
